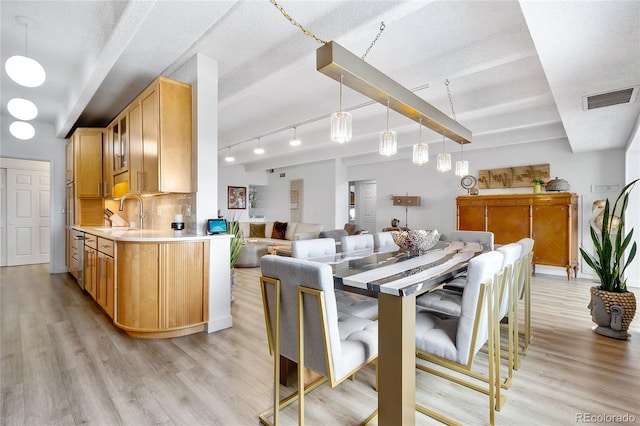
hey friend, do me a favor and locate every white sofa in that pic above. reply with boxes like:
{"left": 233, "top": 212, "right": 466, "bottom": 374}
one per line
{"left": 238, "top": 221, "right": 324, "bottom": 247}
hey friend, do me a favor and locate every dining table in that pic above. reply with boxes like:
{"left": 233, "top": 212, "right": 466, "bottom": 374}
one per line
{"left": 313, "top": 240, "right": 489, "bottom": 426}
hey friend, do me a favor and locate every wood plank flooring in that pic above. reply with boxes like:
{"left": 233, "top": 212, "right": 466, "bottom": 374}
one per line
{"left": 2, "top": 263, "right": 639, "bottom": 425}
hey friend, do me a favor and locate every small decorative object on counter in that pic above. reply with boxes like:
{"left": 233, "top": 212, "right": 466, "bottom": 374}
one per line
{"left": 532, "top": 177, "right": 545, "bottom": 193}
{"left": 545, "top": 176, "right": 570, "bottom": 192}
{"left": 391, "top": 229, "right": 440, "bottom": 255}
{"left": 171, "top": 214, "right": 185, "bottom": 234}
{"left": 391, "top": 218, "right": 399, "bottom": 227}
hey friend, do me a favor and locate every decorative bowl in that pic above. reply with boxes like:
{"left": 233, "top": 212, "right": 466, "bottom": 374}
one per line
{"left": 391, "top": 229, "right": 440, "bottom": 254}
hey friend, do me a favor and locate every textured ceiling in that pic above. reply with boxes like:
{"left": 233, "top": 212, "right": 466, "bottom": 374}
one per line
{"left": 1, "top": 1, "right": 638, "bottom": 170}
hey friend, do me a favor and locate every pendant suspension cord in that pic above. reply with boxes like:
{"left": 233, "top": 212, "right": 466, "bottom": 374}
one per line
{"left": 386, "top": 99, "right": 390, "bottom": 131}
{"left": 269, "top": 0, "right": 327, "bottom": 44}
{"left": 419, "top": 117, "right": 422, "bottom": 142}
{"left": 445, "top": 79, "right": 456, "bottom": 121}
{"left": 361, "top": 22, "right": 386, "bottom": 60}
{"left": 339, "top": 75, "right": 343, "bottom": 111}
{"left": 460, "top": 140, "right": 464, "bottom": 160}
{"left": 442, "top": 130, "right": 447, "bottom": 153}
{"left": 23, "top": 22, "right": 29, "bottom": 57}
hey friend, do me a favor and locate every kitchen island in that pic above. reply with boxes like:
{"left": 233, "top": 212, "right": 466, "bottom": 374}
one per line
{"left": 72, "top": 226, "right": 232, "bottom": 338}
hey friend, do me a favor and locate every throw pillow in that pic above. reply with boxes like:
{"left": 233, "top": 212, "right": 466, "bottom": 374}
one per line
{"left": 271, "top": 221, "right": 287, "bottom": 239}
{"left": 249, "top": 223, "right": 265, "bottom": 238}
{"left": 344, "top": 223, "right": 356, "bottom": 235}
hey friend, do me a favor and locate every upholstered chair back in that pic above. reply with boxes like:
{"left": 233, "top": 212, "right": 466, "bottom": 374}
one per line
{"left": 260, "top": 255, "right": 342, "bottom": 378}
{"left": 373, "top": 232, "right": 400, "bottom": 252}
{"left": 516, "top": 238, "right": 534, "bottom": 298}
{"left": 496, "top": 243, "right": 522, "bottom": 318}
{"left": 443, "top": 230, "right": 495, "bottom": 251}
{"left": 341, "top": 233, "right": 374, "bottom": 253}
{"left": 457, "top": 250, "right": 504, "bottom": 365}
{"left": 261, "top": 255, "right": 378, "bottom": 383}
{"left": 291, "top": 238, "right": 336, "bottom": 259}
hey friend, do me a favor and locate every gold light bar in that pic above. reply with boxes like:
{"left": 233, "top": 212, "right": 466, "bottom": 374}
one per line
{"left": 317, "top": 41, "right": 472, "bottom": 145}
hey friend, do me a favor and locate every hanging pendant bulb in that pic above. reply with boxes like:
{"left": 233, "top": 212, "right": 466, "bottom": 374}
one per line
{"left": 225, "top": 146, "right": 235, "bottom": 162}
{"left": 5, "top": 17, "right": 46, "bottom": 88}
{"left": 7, "top": 97, "right": 38, "bottom": 120}
{"left": 412, "top": 118, "right": 428, "bottom": 165}
{"left": 379, "top": 100, "right": 397, "bottom": 156}
{"left": 437, "top": 131, "right": 451, "bottom": 172}
{"left": 331, "top": 75, "right": 352, "bottom": 143}
{"left": 290, "top": 127, "right": 301, "bottom": 146}
{"left": 254, "top": 137, "right": 265, "bottom": 154}
{"left": 455, "top": 142, "right": 469, "bottom": 177}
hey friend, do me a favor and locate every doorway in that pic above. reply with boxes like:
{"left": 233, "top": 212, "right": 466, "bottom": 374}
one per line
{"left": 349, "top": 180, "right": 377, "bottom": 234}
{"left": 0, "top": 158, "right": 50, "bottom": 266}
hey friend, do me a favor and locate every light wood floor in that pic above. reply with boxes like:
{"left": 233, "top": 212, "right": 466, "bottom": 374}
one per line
{"left": 2, "top": 264, "right": 639, "bottom": 425}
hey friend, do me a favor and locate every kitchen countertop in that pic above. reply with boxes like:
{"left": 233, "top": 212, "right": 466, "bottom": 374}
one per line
{"left": 72, "top": 226, "right": 232, "bottom": 242}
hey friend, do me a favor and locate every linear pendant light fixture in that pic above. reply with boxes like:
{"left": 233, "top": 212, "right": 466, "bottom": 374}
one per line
{"left": 317, "top": 41, "right": 472, "bottom": 145}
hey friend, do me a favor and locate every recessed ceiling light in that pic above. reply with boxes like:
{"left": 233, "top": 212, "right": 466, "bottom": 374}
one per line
{"left": 7, "top": 97, "right": 38, "bottom": 120}
{"left": 10, "top": 121, "right": 35, "bottom": 140}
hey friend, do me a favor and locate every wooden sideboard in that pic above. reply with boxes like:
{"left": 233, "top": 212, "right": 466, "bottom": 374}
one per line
{"left": 456, "top": 193, "right": 578, "bottom": 279}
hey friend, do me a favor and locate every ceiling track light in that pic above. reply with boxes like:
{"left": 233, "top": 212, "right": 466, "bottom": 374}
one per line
{"left": 254, "top": 138, "right": 265, "bottom": 155}
{"left": 5, "top": 16, "right": 46, "bottom": 88}
{"left": 412, "top": 118, "right": 429, "bottom": 165}
{"left": 330, "top": 75, "right": 352, "bottom": 143}
{"left": 290, "top": 127, "right": 301, "bottom": 146}
{"left": 379, "top": 99, "right": 397, "bottom": 156}
{"left": 225, "top": 146, "right": 235, "bottom": 162}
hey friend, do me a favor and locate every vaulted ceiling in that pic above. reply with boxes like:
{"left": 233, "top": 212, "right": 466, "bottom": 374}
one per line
{"left": 2, "top": 1, "right": 639, "bottom": 171}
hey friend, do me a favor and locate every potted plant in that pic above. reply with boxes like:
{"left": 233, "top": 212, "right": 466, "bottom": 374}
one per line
{"left": 532, "top": 177, "right": 545, "bottom": 193}
{"left": 227, "top": 213, "right": 243, "bottom": 301}
{"left": 580, "top": 178, "right": 638, "bottom": 339}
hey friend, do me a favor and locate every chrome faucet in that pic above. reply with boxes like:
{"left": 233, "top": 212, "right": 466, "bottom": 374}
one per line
{"left": 118, "top": 193, "right": 145, "bottom": 229}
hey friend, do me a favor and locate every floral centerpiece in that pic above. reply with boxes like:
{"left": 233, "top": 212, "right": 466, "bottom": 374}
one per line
{"left": 392, "top": 229, "right": 440, "bottom": 255}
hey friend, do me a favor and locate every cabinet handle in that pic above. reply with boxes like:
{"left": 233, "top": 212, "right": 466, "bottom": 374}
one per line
{"left": 98, "top": 182, "right": 102, "bottom": 196}
{"left": 137, "top": 171, "right": 144, "bottom": 191}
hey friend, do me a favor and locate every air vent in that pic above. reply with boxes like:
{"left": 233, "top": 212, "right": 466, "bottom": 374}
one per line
{"left": 583, "top": 87, "right": 638, "bottom": 110}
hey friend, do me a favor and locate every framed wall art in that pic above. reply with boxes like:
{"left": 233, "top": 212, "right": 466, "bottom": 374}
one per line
{"left": 228, "top": 186, "right": 247, "bottom": 209}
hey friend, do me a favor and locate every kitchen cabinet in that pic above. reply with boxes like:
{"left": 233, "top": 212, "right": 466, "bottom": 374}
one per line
{"left": 457, "top": 193, "right": 578, "bottom": 279}
{"left": 102, "top": 126, "right": 113, "bottom": 198}
{"left": 83, "top": 233, "right": 98, "bottom": 299}
{"left": 65, "top": 140, "right": 74, "bottom": 184}
{"left": 96, "top": 237, "right": 115, "bottom": 318}
{"left": 116, "top": 240, "right": 208, "bottom": 338}
{"left": 73, "top": 128, "right": 104, "bottom": 198}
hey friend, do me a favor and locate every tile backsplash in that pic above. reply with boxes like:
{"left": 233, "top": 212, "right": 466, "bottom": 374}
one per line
{"left": 104, "top": 193, "right": 196, "bottom": 233}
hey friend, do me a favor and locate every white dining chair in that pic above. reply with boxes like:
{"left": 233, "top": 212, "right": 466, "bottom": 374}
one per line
{"left": 373, "top": 231, "right": 399, "bottom": 252}
{"left": 259, "top": 255, "right": 378, "bottom": 425}
{"left": 340, "top": 234, "right": 374, "bottom": 253}
{"left": 291, "top": 237, "right": 378, "bottom": 320}
{"left": 414, "top": 250, "right": 505, "bottom": 425}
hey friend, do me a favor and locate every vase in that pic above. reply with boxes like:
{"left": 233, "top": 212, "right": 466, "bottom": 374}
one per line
{"left": 533, "top": 183, "right": 542, "bottom": 193}
{"left": 589, "top": 286, "right": 636, "bottom": 339}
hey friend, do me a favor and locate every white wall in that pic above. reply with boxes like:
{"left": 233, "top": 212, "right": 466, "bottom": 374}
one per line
{"left": 217, "top": 164, "right": 269, "bottom": 222}
{"left": 0, "top": 118, "right": 66, "bottom": 273}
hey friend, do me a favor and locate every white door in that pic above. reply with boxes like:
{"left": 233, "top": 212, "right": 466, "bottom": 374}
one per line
{"left": 6, "top": 168, "right": 50, "bottom": 266}
{"left": 357, "top": 181, "right": 377, "bottom": 234}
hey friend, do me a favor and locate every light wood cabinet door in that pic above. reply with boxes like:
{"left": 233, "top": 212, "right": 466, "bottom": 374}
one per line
{"left": 487, "top": 205, "right": 530, "bottom": 245}
{"left": 532, "top": 204, "right": 570, "bottom": 267}
{"left": 65, "top": 141, "right": 74, "bottom": 184}
{"left": 74, "top": 129, "right": 104, "bottom": 198}
{"left": 97, "top": 252, "right": 115, "bottom": 319}
{"left": 116, "top": 240, "right": 208, "bottom": 337}
{"left": 84, "top": 245, "right": 97, "bottom": 299}
{"left": 117, "top": 242, "right": 160, "bottom": 330}
{"left": 457, "top": 205, "right": 485, "bottom": 231}
{"left": 102, "top": 127, "right": 113, "bottom": 197}
{"left": 128, "top": 101, "right": 143, "bottom": 192}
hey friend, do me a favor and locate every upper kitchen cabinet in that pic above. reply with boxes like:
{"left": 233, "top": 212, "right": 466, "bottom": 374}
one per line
{"left": 117, "top": 76, "right": 193, "bottom": 195}
{"left": 65, "top": 139, "right": 74, "bottom": 184}
{"left": 72, "top": 128, "right": 104, "bottom": 198}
